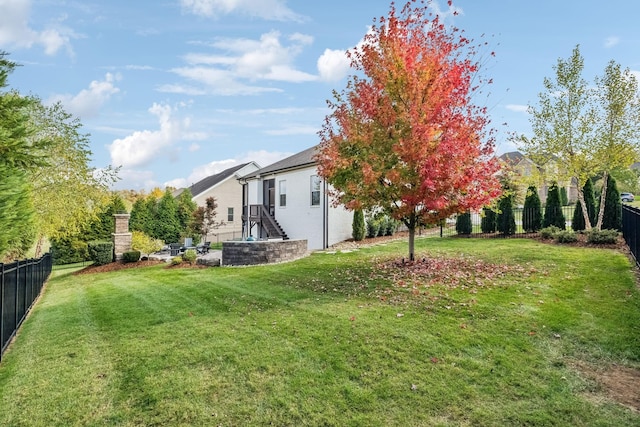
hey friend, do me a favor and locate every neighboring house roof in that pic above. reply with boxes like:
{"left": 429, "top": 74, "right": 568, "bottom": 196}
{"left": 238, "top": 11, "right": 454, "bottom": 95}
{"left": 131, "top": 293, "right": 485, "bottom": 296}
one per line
{"left": 178, "top": 162, "right": 255, "bottom": 198}
{"left": 499, "top": 151, "right": 525, "bottom": 167}
{"left": 241, "top": 145, "right": 318, "bottom": 179}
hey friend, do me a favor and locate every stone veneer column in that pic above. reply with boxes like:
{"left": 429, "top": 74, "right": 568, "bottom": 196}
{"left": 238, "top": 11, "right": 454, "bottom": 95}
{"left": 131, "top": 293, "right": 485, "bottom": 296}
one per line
{"left": 112, "top": 213, "right": 132, "bottom": 260}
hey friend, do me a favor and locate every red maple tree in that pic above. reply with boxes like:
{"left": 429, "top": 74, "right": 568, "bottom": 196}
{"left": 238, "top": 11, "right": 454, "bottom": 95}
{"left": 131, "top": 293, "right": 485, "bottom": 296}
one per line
{"left": 315, "top": 0, "right": 501, "bottom": 261}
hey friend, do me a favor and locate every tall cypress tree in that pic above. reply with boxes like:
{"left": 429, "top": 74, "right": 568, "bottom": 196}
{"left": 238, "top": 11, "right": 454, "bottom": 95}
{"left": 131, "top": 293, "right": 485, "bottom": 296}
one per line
{"left": 155, "top": 189, "right": 181, "bottom": 243}
{"left": 455, "top": 211, "right": 472, "bottom": 235}
{"left": 559, "top": 187, "right": 569, "bottom": 206}
{"left": 602, "top": 175, "right": 622, "bottom": 230}
{"left": 352, "top": 209, "right": 365, "bottom": 241}
{"left": 543, "top": 182, "right": 566, "bottom": 229}
{"left": 523, "top": 185, "right": 542, "bottom": 232}
{"left": 496, "top": 194, "right": 516, "bottom": 235}
{"left": 572, "top": 178, "right": 596, "bottom": 231}
{"left": 481, "top": 207, "right": 497, "bottom": 233}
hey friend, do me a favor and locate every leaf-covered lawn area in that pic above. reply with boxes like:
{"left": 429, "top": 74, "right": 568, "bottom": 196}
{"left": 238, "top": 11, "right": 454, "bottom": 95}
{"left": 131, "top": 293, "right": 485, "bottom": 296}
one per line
{"left": 0, "top": 237, "right": 639, "bottom": 426}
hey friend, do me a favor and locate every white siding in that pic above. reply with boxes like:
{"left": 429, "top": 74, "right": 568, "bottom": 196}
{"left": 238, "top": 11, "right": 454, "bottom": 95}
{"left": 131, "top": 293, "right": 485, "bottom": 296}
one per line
{"left": 273, "top": 168, "right": 325, "bottom": 250}
{"left": 245, "top": 165, "right": 353, "bottom": 250}
{"left": 327, "top": 198, "right": 353, "bottom": 247}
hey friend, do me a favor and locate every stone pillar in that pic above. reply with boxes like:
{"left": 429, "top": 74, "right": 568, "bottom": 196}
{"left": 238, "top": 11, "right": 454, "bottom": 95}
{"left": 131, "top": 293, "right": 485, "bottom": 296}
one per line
{"left": 112, "top": 213, "right": 132, "bottom": 260}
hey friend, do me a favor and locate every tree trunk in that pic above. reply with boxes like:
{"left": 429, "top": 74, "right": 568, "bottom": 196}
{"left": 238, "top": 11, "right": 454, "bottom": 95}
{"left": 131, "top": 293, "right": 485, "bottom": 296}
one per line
{"left": 407, "top": 212, "right": 416, "bottom": 262}
{"left": 595, "top": 171, "right": 609, "bottom": 231}
{"left": 34, "top": 235, "right": 44, "bottom": 259}
{"left": 575, "top": 185, "right": 592, "bottom": 231}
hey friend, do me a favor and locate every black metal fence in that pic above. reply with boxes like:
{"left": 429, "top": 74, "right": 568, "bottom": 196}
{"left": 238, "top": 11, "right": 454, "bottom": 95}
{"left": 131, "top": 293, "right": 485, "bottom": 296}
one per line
{"left": 436, "top": 206, "right": 577, "bottom": 238}
{"left": 1, "top": 253, "right": 52, "bottom": 362}
{"left": 622, "top": 205, "right": 640, "bottom": 267}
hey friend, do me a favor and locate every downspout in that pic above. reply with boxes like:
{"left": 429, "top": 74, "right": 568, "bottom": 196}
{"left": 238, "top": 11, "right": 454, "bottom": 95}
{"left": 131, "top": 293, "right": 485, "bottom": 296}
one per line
{"left": 323, "top": 179, "right": 328, "bottom": 249}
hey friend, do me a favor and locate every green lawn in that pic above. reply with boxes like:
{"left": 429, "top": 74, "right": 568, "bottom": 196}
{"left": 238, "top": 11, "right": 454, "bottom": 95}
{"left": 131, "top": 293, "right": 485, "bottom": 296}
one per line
{"left": 1, "top": 237, "right": 639, "bottom": 426}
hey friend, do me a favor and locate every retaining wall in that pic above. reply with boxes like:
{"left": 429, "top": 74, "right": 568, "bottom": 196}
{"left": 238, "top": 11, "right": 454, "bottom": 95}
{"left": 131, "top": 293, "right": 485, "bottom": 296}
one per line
{"left": 222, "top": 239, "right": 307, "bottom": 266}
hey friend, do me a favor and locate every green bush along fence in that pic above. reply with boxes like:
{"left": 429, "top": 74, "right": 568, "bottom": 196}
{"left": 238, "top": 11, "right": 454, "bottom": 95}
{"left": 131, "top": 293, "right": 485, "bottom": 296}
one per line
{"left": 1, "top": 253, "right": 52, "bottom": 362}
{"left": 439, "top": 206, "right": 577, "bottom": 238}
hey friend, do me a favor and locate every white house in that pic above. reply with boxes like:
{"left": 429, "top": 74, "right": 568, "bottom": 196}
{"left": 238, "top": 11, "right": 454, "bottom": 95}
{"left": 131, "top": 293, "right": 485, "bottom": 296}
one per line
{"left": 178, "top": 162, "right": 260, "bottom": 242}
{"left": 239, "top": 146, "right": 353, "bottom": 250}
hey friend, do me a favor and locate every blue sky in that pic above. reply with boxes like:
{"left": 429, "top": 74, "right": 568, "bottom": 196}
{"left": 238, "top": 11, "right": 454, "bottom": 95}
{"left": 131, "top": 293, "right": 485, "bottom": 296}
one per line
{"left": 2, "top": 0, "right": 640, "bottom": 190}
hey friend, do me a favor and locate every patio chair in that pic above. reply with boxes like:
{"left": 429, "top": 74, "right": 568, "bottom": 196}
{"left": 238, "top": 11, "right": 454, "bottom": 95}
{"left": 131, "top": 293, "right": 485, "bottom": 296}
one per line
{"left": 169, "top": 243, "right": 183, "bottom": 256}
{"left": 197, "top": 241, "right": 211, "bottom": 254}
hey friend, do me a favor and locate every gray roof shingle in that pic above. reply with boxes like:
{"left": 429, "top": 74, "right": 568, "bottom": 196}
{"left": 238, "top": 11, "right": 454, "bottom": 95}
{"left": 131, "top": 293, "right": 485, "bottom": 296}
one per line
{"left": 241, "top": 145, "right": 317, "bottom": 179}
{"left": 188, "top": 162, "right": 252, "bottom": 197}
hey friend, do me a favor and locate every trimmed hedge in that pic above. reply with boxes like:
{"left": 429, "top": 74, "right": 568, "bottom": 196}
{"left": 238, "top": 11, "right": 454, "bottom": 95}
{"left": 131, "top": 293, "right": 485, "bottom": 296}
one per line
{"left": 87, "top": 241, "right": 113, "bottom": 266}
{"left": 122, "top": 250, "right": 141, "bottom": 263}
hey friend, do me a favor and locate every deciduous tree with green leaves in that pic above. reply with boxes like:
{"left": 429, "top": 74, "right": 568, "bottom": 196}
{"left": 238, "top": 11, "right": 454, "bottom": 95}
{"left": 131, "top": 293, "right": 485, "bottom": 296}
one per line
{"left": 515, "top": 45, "right": 640, "bottom": 231}
{"left": 27, "top": 101, "right": 118, "bottom": 256}
{"left": 593, "top": 60, "right": 640, "bottom": 229}
{"left": 315, "top": 0, "right": 501, "bottom": 261}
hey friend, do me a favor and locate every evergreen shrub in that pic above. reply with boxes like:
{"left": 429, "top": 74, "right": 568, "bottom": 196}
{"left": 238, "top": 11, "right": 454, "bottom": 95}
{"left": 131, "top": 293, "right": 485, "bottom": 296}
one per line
{"left": 183, "top": 249, "right": 197, "bottom": 263}
{"left": 497, "top": 195, "right": 516, "bottom": 236}
{"left": 481, "top": 207, "right": 496, "bottom": 233}
{"left": 555, "top": 230, "right": 577, "bottom": 243}
{"left": 50, "top": 237, "right": 88, "bottom": 265}
{"left": 540, "top": 226, "right": 561, "bottom": 239}
{"left": 455, "top": 211, "right": 472, "bottom": 235}
{"left": 572, "top": 179, "right": 596, "bottom": 231}
{"left": 586, "top": 229, "right": 619, "bottom": 244}
{"left": 366, "top": 217, "right": 380, "bottom": 238}
{"left": 523, "top": 186, "right": 542, "bottom": 232}
{"left": 87, "top": 241, "right": 113, "bottom": 266}
{"left": 543, "top": 183, "right": 566, "bottom": 229}
{"left": 352, "top": 210, "right": 365, "bottom": 241}
{"left": 122, "top": 251, "right": 141, "bottom": 263}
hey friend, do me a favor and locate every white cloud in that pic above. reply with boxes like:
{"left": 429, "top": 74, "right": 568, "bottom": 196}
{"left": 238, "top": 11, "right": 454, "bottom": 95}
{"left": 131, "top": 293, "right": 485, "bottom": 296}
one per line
{"left": 108, "top": 103, "right": 196, "bottom": 168}
{"left": 165, "top": 30, "right": 316, "bottom": 95}
{"left": 505, "top": 104, "right": 529, "bottom": 113}
{"left": 167, "top": 149, "right": 292, "bottom": 189}
{"left": 48, "top": 73, "right": 121, "bottom": 118}
{"left": 0, "top": 0, "right": 76, "bottom": 55}
{"left": 112, "top": 169, "right": 159, "bottom": 191}
{"left": 604, "top": 36, "right": 620, "bottom": 48}
{"left": 180, "top": 0, "right": 305, "bottom": 22}
{"left": 429, "top": 0, "right": 464, "bottom": 20}
{"left": 317, "top": 48, "right": 351, "bottom": 82}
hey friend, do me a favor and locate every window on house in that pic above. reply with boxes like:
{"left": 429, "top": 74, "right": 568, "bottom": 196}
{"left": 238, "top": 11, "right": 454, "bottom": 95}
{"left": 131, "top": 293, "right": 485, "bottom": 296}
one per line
{"left": 279, "top": 180, "right": 286, "bottom": 207}
{"left": 311, "top": 175, "right": 321, "bottom": 206}
{"left": 227, "top": 207, "right": 234, "bottom": 222}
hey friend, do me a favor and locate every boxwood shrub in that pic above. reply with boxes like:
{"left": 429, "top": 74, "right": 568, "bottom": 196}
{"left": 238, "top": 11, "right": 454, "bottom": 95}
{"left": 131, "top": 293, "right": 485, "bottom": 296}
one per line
{"left": 122, "top": 250, "right": 141, "bottom": 263}
{"left": 586, "top": 229, "right": 619, "bottom": 244}
{"left": 87, "top": 241, "right": 113, "bottom": 266}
